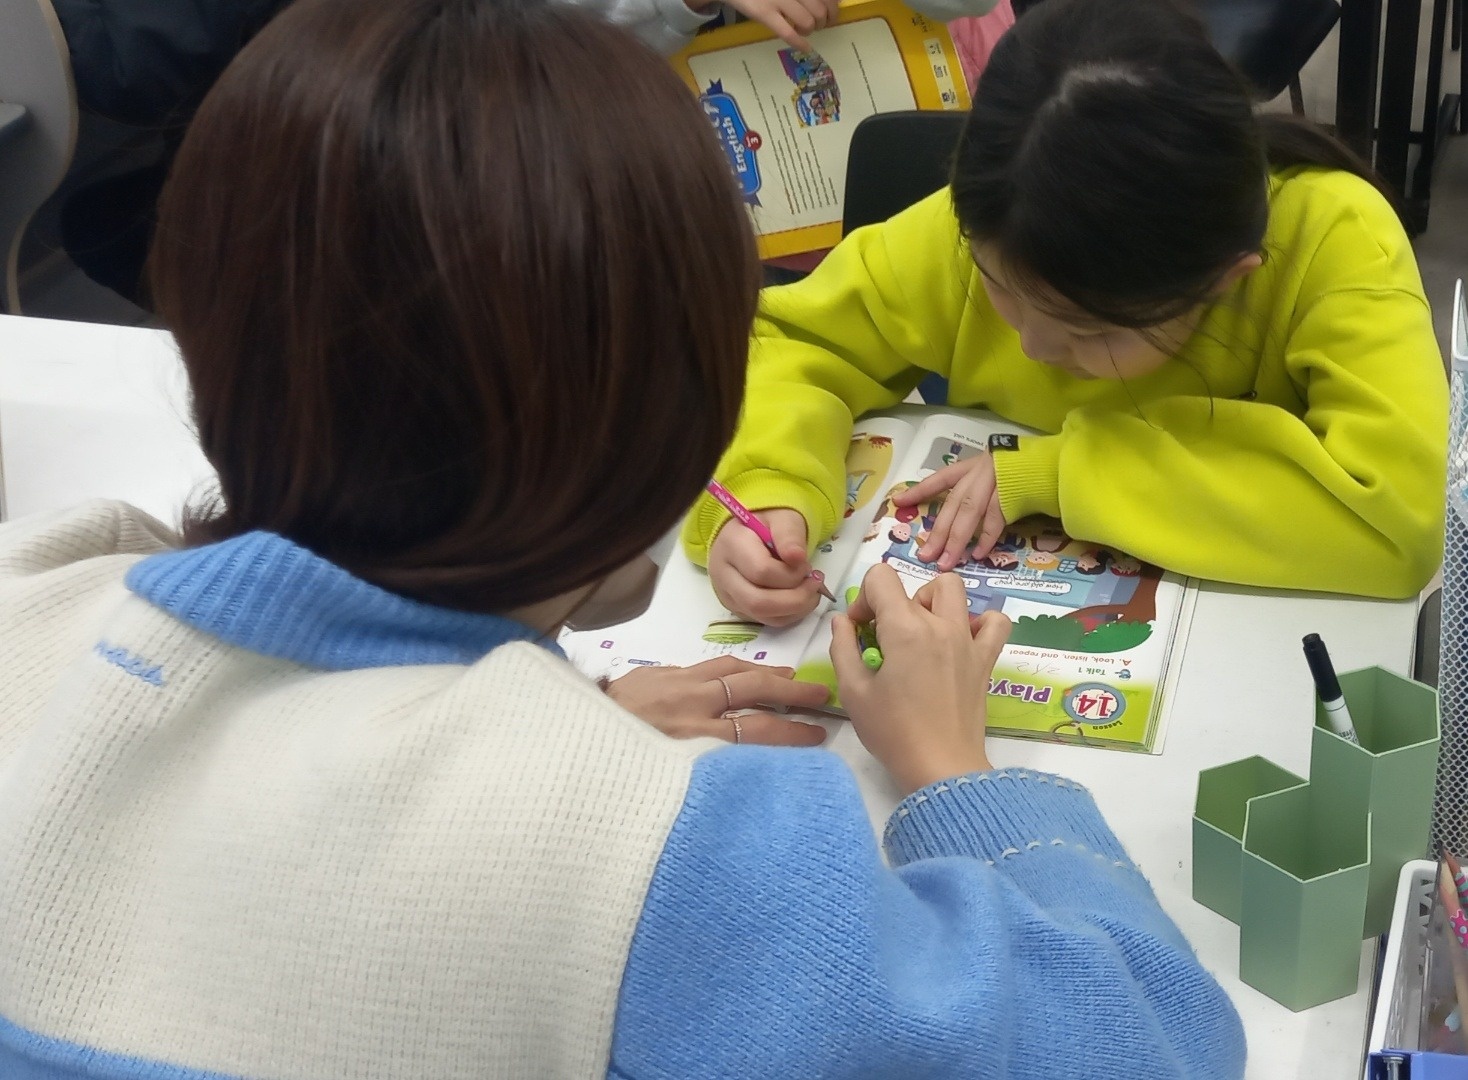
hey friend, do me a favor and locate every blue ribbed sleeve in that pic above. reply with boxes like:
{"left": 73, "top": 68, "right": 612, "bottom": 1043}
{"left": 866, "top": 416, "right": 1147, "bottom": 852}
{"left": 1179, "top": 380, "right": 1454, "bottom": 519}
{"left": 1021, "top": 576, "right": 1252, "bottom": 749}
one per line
{"left": 609, "top": 750, "right": 1245, "bottom": 1080}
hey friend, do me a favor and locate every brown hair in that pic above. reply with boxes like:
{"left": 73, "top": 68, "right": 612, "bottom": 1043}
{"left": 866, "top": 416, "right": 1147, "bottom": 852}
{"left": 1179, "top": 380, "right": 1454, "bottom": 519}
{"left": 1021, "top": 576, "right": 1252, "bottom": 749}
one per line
{"left": 149, "top": 0, "right": 759, "bottom": 614}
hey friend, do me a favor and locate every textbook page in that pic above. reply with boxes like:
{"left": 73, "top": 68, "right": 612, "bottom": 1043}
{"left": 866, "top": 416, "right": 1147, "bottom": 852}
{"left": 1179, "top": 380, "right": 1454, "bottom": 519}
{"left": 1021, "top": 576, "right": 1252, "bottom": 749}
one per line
{"left": 671, "top": 0, "right": 969, "bottom": 257}
{"left": 561, "top": 407, "right": 1194, "bottom": 754}
{"left": 786, "top": 410, "right": 1193, "bottom": 753}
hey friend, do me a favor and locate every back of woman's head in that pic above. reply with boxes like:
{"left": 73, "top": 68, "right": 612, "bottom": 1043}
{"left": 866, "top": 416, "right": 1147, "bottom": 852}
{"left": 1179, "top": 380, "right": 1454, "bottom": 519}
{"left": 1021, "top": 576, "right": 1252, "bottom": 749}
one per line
{"left": 951, "top": 0, "right": 1372, "bottom": 327}
{"left": 150, "top": 0, "right": 758, "bottom": 614}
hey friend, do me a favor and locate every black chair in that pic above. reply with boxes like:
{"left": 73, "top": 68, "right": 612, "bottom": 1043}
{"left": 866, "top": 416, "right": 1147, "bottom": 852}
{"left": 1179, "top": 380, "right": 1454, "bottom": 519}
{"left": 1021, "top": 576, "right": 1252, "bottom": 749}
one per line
{"left": 1417, "top": 586, "right": 1442, "bottom": 687}
{"left": 1198, "top": 0, "right": 1340, "bottom": 110}
{"left": 841, "top": 110, "right": 968, "bottom": 235}
{"left": 1013, "top": 0, "right": 1341, "bottom": 114}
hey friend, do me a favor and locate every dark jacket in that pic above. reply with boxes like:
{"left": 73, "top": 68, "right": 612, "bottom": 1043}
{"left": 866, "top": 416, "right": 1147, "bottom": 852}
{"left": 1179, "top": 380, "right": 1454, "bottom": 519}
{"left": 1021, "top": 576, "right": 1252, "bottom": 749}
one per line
{"left": 51, "top": 0, "right": 293, "bottom": 126}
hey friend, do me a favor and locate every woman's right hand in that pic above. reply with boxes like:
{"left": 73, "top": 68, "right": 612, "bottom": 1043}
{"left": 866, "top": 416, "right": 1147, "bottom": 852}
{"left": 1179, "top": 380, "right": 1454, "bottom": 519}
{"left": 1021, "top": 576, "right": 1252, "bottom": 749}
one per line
{"left": 707, "top": 507, "right": 823, "bottom": 627}
{"left": 832, "top": 565, "right": 1011, "bottom": 795}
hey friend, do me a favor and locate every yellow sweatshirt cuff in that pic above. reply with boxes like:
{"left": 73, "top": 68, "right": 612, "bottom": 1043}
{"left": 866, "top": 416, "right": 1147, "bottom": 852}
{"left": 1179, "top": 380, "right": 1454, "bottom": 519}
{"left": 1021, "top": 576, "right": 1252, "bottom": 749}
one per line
{"left": 679, "top": 470, "right": 835, "bottom": 567}
{"left": 993, "top": 435, "right": 1064, "bottom": 522}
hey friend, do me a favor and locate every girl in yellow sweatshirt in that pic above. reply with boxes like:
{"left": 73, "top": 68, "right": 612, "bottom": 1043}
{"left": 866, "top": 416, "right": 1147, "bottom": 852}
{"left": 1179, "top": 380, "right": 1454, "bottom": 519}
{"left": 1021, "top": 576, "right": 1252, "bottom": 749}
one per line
{"left": 686, "top": 0, "right": 1448, "bottom": 625}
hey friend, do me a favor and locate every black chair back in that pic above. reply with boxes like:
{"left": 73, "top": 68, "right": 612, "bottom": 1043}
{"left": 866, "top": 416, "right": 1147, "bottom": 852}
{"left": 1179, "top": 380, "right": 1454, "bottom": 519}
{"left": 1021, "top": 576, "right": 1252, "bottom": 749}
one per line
{"left": 1197, "top": 0, "right": 1340, "bottom": 100}
{"left": 1011, "top": 0, "right": 1341, "bottom": 103}
{"left": 841, "top": 110, "right": 968, "bottom": 235}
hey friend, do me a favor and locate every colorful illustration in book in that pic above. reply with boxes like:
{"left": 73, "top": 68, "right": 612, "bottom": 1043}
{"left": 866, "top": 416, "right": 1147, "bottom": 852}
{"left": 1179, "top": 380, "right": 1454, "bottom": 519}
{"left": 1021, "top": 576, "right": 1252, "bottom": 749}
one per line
{"left": 697, "top": 80, "right": 764, "bottom": 205}
{"left": 559, "top": 410, "right": 1191, "bottom": 754}
{"left": 778, "top": 48, "right": 841, "bottom": 126}
{"left": 844, "top": 433, "right": 895, "bottom": 518}
{"left": 849, "top": 438, "right": 1161, "bottom": 654}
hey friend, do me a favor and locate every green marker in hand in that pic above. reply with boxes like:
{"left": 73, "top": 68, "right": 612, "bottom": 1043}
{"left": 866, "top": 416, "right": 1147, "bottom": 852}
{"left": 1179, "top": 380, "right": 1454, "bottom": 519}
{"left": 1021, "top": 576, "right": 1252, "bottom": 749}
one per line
{"left": 844, "top": 586, "right": 884, "bottom": 671}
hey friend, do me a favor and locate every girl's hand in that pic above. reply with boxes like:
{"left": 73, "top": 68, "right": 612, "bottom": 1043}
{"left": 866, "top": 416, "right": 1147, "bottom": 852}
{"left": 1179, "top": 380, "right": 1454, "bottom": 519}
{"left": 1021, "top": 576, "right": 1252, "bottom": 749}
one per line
{"left": 893, "top": 453, "right": 1007, "bottom": 571}
{"left": 833, "top": 565, "right": 1011, "bottom": 794}
{"left": 604, "top": 656, "right": 829, "bottom": 746}
{"left": 700, "top": 0, "right": 840, "bottom": 51}
{"left": 707, "top": 507, "right": 823, "bottom": 627}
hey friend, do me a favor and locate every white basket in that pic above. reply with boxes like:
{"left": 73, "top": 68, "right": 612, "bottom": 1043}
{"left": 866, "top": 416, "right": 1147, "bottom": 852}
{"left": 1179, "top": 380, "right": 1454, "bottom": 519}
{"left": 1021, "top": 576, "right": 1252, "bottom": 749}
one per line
{"left": 1368, "top": 860, "right": 1438, "bottom": 1067}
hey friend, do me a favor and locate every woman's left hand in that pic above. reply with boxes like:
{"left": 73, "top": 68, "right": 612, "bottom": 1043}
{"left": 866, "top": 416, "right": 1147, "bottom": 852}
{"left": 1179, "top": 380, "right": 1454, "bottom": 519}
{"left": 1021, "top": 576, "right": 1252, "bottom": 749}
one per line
{"left": 604, "top": 656, "right": 830, "bottom": 746}
{"left": 893, "top": 453, "right": 1008, "bottom": 571}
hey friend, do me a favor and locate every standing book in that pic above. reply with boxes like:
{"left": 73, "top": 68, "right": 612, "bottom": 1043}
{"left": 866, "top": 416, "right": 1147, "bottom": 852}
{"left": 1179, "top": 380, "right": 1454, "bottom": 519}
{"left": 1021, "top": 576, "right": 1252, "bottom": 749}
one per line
{"left": 674, "top": 0, "right": 970, "bottom": 258}
{"left": 562, "top": 407, "right": 1197, "bottom": 753}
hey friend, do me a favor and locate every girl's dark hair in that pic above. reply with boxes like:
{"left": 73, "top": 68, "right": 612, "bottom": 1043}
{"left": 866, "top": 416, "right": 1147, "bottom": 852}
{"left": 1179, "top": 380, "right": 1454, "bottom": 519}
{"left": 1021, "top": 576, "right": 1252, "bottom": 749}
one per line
{"left": 150, "top": 0, "right": 759, "bottom": 614}
{"left": 951, "top": 0, "right": 1383, "bottom": 328}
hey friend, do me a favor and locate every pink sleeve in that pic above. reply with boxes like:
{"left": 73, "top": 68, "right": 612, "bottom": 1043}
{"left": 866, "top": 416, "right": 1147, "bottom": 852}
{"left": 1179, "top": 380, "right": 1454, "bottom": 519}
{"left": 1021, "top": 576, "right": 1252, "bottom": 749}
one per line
{"left": 947, "top": 0, "right": 1016, "bottom": 93}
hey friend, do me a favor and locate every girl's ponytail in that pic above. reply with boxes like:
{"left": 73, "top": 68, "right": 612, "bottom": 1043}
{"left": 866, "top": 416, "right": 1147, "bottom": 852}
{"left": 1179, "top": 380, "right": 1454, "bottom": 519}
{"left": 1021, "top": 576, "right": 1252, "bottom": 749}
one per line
{"left": 1257, "top": 113, "right": 1395, "bottom": 205}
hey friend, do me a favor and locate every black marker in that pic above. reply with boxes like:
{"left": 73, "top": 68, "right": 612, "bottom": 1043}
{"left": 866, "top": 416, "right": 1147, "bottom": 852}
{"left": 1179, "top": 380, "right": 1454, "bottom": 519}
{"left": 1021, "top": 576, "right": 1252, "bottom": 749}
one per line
{"left": 1302, "top": 633, "right": 1360, "bottom": 745}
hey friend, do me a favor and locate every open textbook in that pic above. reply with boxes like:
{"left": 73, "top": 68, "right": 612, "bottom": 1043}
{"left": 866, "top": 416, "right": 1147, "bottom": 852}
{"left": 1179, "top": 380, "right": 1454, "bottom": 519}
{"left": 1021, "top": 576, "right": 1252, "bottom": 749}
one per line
{"left": 562, "top": 408, "right": 1197, "bottom": 753}
{"left": 672, "top": 0, "right": 970, "bottom": 258}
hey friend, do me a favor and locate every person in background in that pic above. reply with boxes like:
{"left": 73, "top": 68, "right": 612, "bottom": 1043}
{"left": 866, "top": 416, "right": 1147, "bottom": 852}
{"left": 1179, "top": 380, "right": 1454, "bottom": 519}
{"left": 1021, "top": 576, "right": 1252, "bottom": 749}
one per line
{"left": 51, "top": 0, "right": 836, "bottom": 306}
{"left": 0, "top": 0, "right": 1243, "bottom": 1076}
{"left": 694, "top": 0, "right": 1447, "bottom": 626}
{"left": 51, "top": 0, "right": 293, "bottom": 305}
{"left": 949, "top": 0, "right": 1016, "bottom": 92}
{"left": 761, "top": 0, "right": 1012, "bottom": 284}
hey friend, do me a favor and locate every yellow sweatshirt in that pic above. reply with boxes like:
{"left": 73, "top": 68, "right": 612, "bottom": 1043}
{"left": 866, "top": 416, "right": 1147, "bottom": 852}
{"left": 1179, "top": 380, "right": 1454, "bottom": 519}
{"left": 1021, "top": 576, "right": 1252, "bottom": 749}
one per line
{"left": 682, "top": 167, "right": 1448, "bottom": 599}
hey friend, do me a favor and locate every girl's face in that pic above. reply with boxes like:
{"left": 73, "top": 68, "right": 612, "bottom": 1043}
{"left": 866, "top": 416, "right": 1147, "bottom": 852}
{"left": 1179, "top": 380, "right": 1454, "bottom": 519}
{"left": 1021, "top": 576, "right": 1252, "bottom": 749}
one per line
{"left": 971, "top": 243, "right": 1258, "bottom": 381}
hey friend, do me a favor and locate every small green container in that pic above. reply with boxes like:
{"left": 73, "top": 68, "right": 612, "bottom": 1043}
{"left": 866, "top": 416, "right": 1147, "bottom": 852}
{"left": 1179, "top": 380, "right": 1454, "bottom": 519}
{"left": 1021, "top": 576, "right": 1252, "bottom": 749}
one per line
{"left": 1237, "top": 783, "right": 1372, "bottom": 1011}
{"left": 1189, "top": 665, "right": 1438, "bottom": 1011}
{"left": 1309, "top": 666, "right": 1440, "bottom": 937}
{"left": 1192, "top": 756, "right": 1305, "bottom": 923}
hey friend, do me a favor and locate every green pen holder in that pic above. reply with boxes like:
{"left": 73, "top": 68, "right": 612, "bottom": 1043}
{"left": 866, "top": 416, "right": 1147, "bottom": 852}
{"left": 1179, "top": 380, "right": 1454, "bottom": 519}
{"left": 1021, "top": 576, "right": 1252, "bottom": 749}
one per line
{"left": 1238, "top": 786, "right": 1371, "bottom": 1011}
{"left": 1310, "top": 667, "right": 1440, "bottom": 937}
{"left": 1193, "top": 756, "right": 1305, "bottom": 923}
{"left": 1191, "top": 666, "right": 1440, "bottom": 1011}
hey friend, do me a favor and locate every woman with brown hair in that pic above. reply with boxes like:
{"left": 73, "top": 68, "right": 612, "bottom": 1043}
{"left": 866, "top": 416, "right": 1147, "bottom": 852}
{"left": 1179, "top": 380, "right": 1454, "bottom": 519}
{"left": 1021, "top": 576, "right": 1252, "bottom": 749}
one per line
{"left": 0, "top": 0, "right": 1243, "bottom": 1076}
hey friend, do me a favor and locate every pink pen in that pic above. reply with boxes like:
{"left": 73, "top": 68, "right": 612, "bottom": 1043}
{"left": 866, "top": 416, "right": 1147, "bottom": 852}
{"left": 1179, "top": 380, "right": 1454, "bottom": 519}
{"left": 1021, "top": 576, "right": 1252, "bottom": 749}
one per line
{"left": 706, "top": 480, "right": 837, "bottom": 602}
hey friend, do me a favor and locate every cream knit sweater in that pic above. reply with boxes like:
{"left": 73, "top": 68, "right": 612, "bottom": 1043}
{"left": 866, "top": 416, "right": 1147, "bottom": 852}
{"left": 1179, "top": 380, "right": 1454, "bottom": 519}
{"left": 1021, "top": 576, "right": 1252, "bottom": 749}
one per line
{"left": 0, "top": 500, "right": 704, "bottom": 1078}
{"left": 0, "top": 500, "right": 1247, "bottom": 1080}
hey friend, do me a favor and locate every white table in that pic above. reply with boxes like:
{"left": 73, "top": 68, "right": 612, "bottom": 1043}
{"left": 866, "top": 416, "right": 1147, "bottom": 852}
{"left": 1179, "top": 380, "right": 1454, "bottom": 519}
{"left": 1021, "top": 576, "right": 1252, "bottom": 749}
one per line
{"left": 0, "top": 313, "right": 1420, "bottom": 1079}
{"left": 819, "top": 583, "right": 1413, "bottom": 1080}
{"left": 0, "top": 314, "right": 213, "bottom": 526}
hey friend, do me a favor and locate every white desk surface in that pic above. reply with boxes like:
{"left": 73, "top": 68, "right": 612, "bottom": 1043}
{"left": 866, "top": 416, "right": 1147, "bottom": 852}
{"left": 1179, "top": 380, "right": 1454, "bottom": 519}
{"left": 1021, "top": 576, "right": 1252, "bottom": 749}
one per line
{"left": 0, "top": 314, "right": 213, "bottom": 527}
{"left": 0, "top": 313, "right": 1420, "bottom": 1079}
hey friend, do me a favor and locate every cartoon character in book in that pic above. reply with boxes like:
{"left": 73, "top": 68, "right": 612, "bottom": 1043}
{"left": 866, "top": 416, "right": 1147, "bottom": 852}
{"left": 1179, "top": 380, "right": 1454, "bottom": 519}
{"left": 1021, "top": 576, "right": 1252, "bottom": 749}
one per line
{"left": 882, "top": 521, "right": 932, "bottom": 566}
{"left": 960, "top": 519, "right": 1163, "bottom": 627}
{"left": 860, "top": 488, "right": 1161, "bottom": 641}
{"left": 1032, "top": 526, "right": 1069, "bottom": 553}
{"left": 980, "top": 548, "right": 1021, "bottom": 570}
{"left": 843, "top": 433, "right": 894, "bottom": 518}
{"left": 1024, "top": 549, "right": 1061, "bottom": 571}
{"left": 778, "top": 48, "right": 841, "bottom": 126}
{"left": 1110, "top": 554, "right": 1142, "bottom": 577}
{"left": 865, "top": 482, "right": 919, "bottom": 541}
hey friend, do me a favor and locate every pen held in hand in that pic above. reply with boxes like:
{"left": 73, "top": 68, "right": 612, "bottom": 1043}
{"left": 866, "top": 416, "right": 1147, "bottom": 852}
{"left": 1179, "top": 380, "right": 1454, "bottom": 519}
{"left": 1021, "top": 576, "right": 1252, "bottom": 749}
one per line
{"left": 705, "top": 480, "right": 837, "bottom": 602}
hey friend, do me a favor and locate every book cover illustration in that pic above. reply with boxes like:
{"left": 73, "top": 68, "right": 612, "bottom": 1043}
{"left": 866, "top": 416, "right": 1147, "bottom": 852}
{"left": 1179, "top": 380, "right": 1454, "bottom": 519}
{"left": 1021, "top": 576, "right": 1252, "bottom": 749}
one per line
{"left": 560, "top": 410, "right": 1193, "bottom": 753}
{"left": 673, "top": 0, "right": 969, "bottom": 257}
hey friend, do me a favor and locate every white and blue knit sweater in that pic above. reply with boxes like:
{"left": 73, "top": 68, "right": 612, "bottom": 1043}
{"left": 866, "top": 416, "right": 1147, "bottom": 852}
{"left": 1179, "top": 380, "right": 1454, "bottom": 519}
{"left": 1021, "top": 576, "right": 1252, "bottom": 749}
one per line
{"left": 0, "top": 501, "right": 1245, "bottom": 1079}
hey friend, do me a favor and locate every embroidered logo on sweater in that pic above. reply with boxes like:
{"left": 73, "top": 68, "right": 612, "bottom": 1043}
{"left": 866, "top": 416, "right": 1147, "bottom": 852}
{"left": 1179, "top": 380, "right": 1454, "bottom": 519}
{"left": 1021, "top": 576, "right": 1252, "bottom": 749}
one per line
{"left": 987, "top": 432, "right": 1020, "bottom": 452}
{"left": 93, "top": 640, "right": 166, "bottom": 687}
